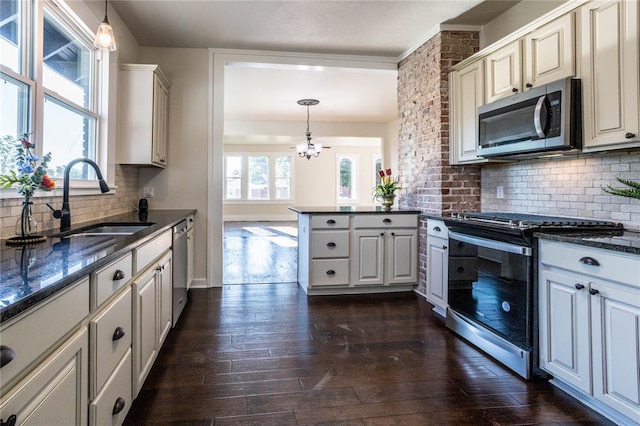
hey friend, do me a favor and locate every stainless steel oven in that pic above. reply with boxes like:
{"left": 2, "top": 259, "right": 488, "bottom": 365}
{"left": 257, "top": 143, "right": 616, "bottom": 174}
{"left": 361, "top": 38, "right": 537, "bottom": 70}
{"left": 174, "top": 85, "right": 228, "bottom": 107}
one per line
{"left": 443, "top": 212, "right": 622, "bottom": 379}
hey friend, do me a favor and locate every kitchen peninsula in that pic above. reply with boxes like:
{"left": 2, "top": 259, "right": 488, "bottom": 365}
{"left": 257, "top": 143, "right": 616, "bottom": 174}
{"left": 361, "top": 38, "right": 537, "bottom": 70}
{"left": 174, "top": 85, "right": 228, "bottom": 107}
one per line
{"left": 289, "top": 206, "right": 420, "bottom": 295}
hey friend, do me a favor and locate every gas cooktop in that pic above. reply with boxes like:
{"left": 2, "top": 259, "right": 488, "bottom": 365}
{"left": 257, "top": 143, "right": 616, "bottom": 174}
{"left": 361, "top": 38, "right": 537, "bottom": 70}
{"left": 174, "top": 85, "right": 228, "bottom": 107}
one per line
{"left": 449, "top": 212, "right": 622, "bottom": 230}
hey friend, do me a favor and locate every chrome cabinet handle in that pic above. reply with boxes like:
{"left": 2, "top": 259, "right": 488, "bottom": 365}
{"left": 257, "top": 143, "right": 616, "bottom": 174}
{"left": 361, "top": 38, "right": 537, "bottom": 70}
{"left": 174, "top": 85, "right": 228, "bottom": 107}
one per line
{"left": 112, "top": 326, "right": 126, "bottom": 341}
{"left": 589, "top": 288, "right": 600, "bottom": 296}
{"left": 0, "top": 346, "right": 16, "bottom": 368}
{"left": 112, "top": 269, "right": 125, "bottom": 280}
{"left": 579, "top": 256, "right": 600, "bottom": 266}
{"left": 326, "top": 242, "right": 336, "bottom": 247}
{"left": 574, "top": 283, "right": 585, "bottom": 290}
{"left": 112, "top": 397, "right": 126, "bottom": 415}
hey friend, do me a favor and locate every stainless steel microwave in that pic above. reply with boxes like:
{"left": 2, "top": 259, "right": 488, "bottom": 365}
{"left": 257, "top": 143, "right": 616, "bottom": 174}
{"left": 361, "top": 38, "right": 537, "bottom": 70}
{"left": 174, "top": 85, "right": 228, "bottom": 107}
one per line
{"left": 477, "top": 78, "right": 582, "bottom": 158}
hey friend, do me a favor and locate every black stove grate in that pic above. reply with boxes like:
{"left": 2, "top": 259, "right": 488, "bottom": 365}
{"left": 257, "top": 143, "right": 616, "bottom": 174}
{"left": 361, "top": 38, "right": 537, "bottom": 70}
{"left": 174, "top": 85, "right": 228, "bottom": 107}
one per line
{"left": 457, "top": 212, "right": 621, "bottom": 228}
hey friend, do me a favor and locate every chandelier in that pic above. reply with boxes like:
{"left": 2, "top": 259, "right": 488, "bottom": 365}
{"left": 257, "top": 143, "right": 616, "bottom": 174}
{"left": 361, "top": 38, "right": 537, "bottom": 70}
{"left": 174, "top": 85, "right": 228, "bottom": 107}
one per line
{"left": 296, "top": 99, "right": 322, "bottom": 160}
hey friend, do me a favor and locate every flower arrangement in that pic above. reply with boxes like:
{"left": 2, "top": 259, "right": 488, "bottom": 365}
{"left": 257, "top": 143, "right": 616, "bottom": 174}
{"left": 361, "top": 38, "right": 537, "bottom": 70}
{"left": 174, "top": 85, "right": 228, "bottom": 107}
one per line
{"left": 603, "top": 178, "right": 640, "bottom": 200}
{"left": 373, "top": 168, "right": 402, "bottom": 197}
{"left": 0, "top": 134, "right": 55, "bottom": 197}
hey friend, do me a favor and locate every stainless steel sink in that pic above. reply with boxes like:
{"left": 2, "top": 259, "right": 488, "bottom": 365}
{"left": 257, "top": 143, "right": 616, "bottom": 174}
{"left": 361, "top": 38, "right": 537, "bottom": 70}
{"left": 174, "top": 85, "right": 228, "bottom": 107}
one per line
{"left": 55, "top": 223, "right": 154, "bottom": 238}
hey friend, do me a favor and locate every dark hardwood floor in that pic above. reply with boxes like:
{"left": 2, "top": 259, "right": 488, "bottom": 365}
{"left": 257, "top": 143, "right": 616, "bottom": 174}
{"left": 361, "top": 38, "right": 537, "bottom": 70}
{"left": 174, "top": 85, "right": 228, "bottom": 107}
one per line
{"left": 223, "top": 221, "right": 297, "bottom": 284}
{"left": 124, "top": 284, "right": 612, "bottom": 425}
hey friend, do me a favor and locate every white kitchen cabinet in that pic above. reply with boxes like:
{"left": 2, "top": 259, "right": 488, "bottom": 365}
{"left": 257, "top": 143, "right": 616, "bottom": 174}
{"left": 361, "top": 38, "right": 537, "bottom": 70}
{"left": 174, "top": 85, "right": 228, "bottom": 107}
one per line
{"left": 539, "top": 239, "right": 640, "bottom": 425}
{"left": 157, "top": 252, "right": 173, "bottom": 347}
{"left": 186, "top": 214, "right": 195, "bottom": 290}
{"left": 580, "top": 0, "right": 640, "bottom": 151}
{"left": 0, "top": 328, "right": 88, "bottom": 426}
{"left": 118, "top": 64, "right": 171, "bottom": 167}
{"left": 353, "top": 230, "right": 384, "bottom": 286}
{"left": 386, "top": 229, "right": 418, "bottom": 285}
{"left": 485, "top": 14, "right": 574, "bottom": 103}
{"left": 426, "top": 219, "right": 449, "bottom": 317}
{"left": 449, "top": 59, "right": 487, "bottom": 165}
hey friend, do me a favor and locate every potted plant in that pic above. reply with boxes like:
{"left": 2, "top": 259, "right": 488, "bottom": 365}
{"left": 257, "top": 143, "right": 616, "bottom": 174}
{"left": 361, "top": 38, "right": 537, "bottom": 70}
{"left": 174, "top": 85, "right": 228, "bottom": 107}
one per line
{"left": 373, "top": 168, "right": 402, "bottom": 209}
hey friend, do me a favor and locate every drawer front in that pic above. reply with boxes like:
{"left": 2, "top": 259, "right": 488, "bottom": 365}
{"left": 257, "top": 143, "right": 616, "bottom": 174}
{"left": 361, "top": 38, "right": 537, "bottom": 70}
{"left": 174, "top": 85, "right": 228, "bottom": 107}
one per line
{"left": 92, "top": 252, "right": 133, "bottom": 309}
{"left": 90, "top": 348, "right": 132, "bottom": 426}
{"left": 0, "top": 278, "right": 89, "bottom": 390}
{"left": 311, "top": 231, "right": 350, "bottom": 258}
{"left": 90, "top": 287, "right": 132, "bottom": 397}
{"left": 135, "top": 230, "right": 171, "bottom": 274}
{"left": 540, "top": 241, "right": 640, "bottom": 288}
{"left": 354, "top": 214, "right": 417, "bottom": 229}
{"left": 310, "top": 215, "right": 350, "bottom": 229}
{"left": 427, "top": 219, "right": 448, "bottom": 238}
{"left": 310, "top": 259, "right": 350, "bottom": 286}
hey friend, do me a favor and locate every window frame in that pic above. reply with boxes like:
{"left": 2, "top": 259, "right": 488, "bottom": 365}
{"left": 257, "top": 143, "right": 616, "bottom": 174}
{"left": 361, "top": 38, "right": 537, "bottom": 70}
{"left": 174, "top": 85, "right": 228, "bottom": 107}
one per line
{"left": 336, "top": 154, "right": 359, "bottom": 204}
{"left": 224, "top": 152, "right": 294, "bottom": 203}
{"left": 0, "top": 0, "right": 110, "bottom": 199}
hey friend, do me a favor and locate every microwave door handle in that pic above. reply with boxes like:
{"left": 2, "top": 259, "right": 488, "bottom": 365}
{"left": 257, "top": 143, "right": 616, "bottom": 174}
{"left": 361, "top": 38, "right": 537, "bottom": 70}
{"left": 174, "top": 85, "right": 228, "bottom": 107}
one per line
{"left": 533, "top": 95, "right": 547, "bottom": 139}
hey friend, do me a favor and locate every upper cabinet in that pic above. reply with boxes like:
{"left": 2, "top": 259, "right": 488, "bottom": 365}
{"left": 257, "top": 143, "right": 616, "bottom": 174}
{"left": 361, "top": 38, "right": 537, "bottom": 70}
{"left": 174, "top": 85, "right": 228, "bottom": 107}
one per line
{"left": 118, "top": 64, "right": 171, "bottom": 168}
{"left": 580, "top": 0, "right": 640, "bottom": 151}
{"left": 485, "top": 14, "right": 575, "bottom": 103}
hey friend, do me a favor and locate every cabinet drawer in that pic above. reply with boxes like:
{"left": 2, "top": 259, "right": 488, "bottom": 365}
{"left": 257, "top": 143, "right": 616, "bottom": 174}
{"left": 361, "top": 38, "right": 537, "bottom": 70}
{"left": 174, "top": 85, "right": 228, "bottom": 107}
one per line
{"left": 0, "top": 278, "right": 89, "bottom": 390}
{"left": 354, "top": 214, "right": 417, "bottom": 229}
{"left": 310, "top": 215, "right": 350, "bottom": 229}
{"left": 90, "top": 287, "right": 132, "bottom": 397}
{"left": 540, "top": 241, "right": 640, "bottom": 288}
{"left": 427, "top": 219, "right": 448, "bottom": 238}
{"left": 89, "top": 348, "right": 132, "bottom": 426}
{"left": 311, "top": 231, "right": 350, "bottom": 258}
{"left": 135, "top": 230, "right": 171, "bottom": 274}
{"left": 310, "top": 259, "right": 350, "bottom": 286}
{"left": 92, "top": 252, "right": 132, "bottom": 309}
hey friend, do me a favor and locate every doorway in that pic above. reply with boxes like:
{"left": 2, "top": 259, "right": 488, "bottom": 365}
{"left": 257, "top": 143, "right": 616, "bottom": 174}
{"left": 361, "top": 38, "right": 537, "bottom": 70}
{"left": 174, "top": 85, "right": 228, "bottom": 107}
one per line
{"left": 223, "top": 221, "right": 298, "bottom": 284}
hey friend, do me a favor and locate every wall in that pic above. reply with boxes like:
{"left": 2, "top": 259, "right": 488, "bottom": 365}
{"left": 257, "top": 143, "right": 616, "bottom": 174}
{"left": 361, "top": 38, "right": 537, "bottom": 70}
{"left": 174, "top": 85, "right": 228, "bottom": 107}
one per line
{"left": 482, "top": 152, "right": 640, "bottom": 230}
{"left": 397, "top": 31, "right": 480, "bottom": 295}
{"left": 223, "top": 142, "right": 382, "bottom": 221}
{"left": 137, "top": 48, "right": 210, "bottom": 288}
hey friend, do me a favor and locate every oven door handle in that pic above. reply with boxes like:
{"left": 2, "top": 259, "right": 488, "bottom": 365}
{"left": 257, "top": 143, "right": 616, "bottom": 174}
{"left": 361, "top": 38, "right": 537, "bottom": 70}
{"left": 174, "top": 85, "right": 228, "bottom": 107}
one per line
{"left": 449, "top": 231, "right": 532, "bottom": 256}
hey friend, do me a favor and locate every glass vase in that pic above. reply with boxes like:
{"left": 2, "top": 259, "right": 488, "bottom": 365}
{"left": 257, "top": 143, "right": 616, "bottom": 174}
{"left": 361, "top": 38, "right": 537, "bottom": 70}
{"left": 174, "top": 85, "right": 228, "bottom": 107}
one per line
{"left": 15, "top": 198, "right": 38, "bottom": 237}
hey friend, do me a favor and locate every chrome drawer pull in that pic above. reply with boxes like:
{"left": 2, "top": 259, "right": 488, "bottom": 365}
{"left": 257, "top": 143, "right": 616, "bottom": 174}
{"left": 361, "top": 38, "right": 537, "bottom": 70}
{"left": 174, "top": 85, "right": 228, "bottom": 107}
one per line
{"left": 326, "top": 242, "right": 336, "bottom": 247}
{"left": 112, "top": 397, "right": 126, "bottom": 415}
{"left": 0, "top": 346, "right": 16, "bottom": 368}
{"left": 326, "top": 270, "right": 336, "bottom": 276}
{"left": 579, "top": 256, "right": 600, "bottom": 266}
{"left": 112, "top": 326, "right": 126, "bottom": 341}
{"left": 112, "top": 269, "right": 125, "bottom": 280}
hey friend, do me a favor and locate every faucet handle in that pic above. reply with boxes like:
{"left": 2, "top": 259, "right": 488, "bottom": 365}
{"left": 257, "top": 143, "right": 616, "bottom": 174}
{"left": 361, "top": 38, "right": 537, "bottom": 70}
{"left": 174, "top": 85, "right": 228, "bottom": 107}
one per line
{"left": 46, "top": 203, "right": 62, "bottom": 219}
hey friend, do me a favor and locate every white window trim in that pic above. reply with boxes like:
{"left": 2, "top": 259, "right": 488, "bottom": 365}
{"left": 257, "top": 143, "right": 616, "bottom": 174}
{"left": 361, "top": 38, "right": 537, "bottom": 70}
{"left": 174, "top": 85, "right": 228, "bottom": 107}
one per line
{"left": 336, "top": 153, "right": 359, "bottom": 204}
{"left": 224, "top": 152, "right": 294, "bottom": 203}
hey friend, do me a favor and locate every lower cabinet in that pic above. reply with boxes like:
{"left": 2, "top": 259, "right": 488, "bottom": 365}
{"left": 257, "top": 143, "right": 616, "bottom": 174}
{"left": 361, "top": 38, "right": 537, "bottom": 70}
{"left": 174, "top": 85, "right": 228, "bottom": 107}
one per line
{"left": 539, "top": 240, "right": 640, "bottom": 424}
{"left": 0, "top": 327, "right": 88, "bottom": 426}
{"left": 425, "top": 219, "right": 449, "bottom": 317}
{"left": 132, "top": 250, "right": 172, "bottom": 394}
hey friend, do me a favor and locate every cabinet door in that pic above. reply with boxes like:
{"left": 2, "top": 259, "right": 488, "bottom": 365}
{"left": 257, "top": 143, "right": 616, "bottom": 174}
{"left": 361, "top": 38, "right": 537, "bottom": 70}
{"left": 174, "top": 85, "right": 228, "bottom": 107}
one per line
{"left": 158, "top": 252, "right": 172, "bottom": 347}
{"left": 485, "top": 40, "right": 522, "bottom": 103}
{"left": 133, "top": 268, "right": 158, "bottom": 394}
{"left": 151, "top": 74, "right": 169, "bottom": 166}
{"left": 386, "top": 229, "right": 417, "bottom": 285}
{"left": 426, "top": 236, "right": 448, "bottom": 316}
{"left": 523, "top": 13, "right": 575, "bottom": 88}
{"left": 581, "top": 0, "right": 639, "bottom": 150}
{"left": 352, "top": 230, "right": 384, "bottom": 286}
{"left": 538, "top": 269, "right": 591, "bottom": 393}
{"left": 590, "top": 280, "right": 640, "bottom": 421}
{"left": 0, "top": 328, "right": 88, "bottom": 426}
{"left": 187, "top": 228, "right": 194, "bottom": 290}
{"left": 450, "top": 60, "right": 486, "bottom": 165}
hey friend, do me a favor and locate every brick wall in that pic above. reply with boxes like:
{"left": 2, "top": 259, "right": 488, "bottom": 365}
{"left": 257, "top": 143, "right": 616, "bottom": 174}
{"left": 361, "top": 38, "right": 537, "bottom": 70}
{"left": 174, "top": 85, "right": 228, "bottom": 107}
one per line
{"left": 0, "top": 165, "right": 139, "bottom": 239}
{"left": 397, "top": 30, "right": 480, "bottom": 295}
{"left": 482, "top": 151, "right": 640, "bottom": 230}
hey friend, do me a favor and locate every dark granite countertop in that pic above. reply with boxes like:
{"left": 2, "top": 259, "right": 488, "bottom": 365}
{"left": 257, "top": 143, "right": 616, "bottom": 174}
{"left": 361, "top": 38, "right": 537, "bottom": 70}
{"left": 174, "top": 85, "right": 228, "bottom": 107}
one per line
{"left": 0, "top": 209, "right": 195, "bottom": 323}
{"left": 536, "top": 230, "right": 640, "bottom": 256}
{"left": 288, "top": 206, "right": 421, "bottom": 214}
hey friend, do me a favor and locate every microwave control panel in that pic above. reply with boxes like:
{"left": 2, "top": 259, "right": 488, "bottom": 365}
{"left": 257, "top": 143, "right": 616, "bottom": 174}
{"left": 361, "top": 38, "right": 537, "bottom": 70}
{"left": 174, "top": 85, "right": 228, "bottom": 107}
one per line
{"left": 547, "top": 91, "right": 562, "bottom": 137}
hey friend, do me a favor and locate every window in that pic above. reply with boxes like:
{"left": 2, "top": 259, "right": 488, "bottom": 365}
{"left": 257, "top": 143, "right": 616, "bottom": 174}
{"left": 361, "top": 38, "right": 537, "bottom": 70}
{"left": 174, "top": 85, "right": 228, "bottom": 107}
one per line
{"left": 224, "top": 153, "right": 293, "bottom": 201}
{"left": 0, "top": 0, "right": 103, "bottom": 187}
{"left": 337, "top": 155, "right": 357, "bottom": 202}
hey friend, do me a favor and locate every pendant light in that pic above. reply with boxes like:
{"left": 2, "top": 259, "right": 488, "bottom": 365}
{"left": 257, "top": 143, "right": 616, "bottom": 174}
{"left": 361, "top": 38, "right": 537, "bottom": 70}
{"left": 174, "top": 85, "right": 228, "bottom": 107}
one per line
{"left": 94, "top": 0, "right": 117, "bottom": 51}
{"left": 296, "top": 99, "right": 322, "bottom": 160}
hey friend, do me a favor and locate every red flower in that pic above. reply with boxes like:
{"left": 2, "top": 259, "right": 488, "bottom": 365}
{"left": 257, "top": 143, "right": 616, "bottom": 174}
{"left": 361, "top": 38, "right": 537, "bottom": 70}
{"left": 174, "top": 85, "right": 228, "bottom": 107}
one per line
{"left": 21, "top": 137, "right": 34, "bottom": 149}
{"left": 40, "top": 174, "right": 56, "bottom": 190}
{"left": 378, "top": 170, "right": 385, "bottom": 178}
{"left": 385, "top": 168, "right": 392, "bottom": 176}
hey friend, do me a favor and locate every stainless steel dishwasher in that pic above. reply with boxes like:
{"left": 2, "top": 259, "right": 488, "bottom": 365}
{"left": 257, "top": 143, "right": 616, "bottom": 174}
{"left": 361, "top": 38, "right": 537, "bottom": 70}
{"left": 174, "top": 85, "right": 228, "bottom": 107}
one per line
{"left": 172, "top": 220, "right": 188, "bottom": 326}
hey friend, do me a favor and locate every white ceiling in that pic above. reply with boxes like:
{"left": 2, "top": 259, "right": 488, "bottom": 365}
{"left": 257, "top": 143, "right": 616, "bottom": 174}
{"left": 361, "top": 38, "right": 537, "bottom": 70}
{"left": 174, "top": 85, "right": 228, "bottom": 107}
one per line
{"left": 109, "top": 0, "right": 520, "bottom": 124}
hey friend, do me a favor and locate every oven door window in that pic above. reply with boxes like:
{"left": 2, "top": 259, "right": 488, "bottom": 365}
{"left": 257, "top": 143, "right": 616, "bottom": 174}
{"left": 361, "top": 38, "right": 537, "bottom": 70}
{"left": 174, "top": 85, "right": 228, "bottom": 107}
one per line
{"left": 447, "top": 238, "right": 532, "bottom": 349}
